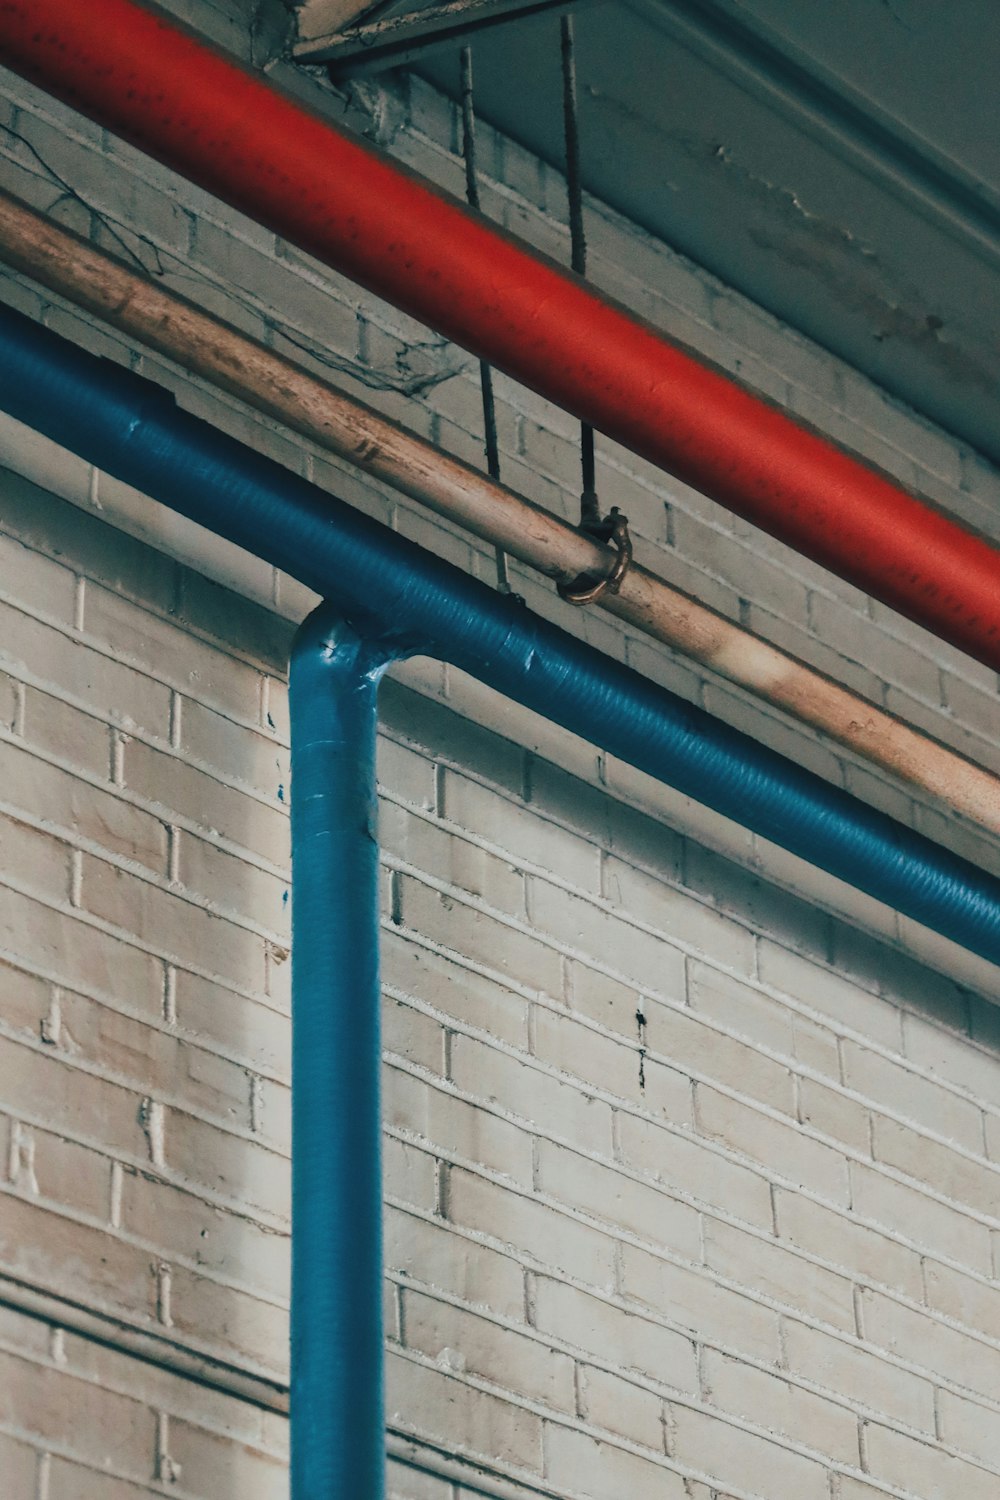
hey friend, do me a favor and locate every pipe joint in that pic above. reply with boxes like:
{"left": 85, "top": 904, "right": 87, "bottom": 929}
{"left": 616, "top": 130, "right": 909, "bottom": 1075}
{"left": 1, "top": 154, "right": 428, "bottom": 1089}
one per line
{"left": 292, "top": 600, "right": 409, "bottom": 690}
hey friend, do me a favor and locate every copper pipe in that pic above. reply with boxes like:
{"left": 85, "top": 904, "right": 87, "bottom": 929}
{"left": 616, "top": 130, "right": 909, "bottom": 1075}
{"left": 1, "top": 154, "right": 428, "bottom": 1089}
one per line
{"left": 0, "top": 189, "right": 995, "bottom": 836}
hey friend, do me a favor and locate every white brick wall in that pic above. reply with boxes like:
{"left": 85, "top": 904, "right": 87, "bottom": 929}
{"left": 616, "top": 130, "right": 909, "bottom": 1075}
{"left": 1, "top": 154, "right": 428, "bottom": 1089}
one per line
{"left": 0, "top": 9, "right": 999, "bottom": 1496}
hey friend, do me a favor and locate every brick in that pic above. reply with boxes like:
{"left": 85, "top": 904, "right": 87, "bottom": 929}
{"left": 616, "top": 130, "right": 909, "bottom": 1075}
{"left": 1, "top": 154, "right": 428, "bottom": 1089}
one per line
{"left": 537, "top": 1139, "right": 702, "bottom": 1261}
{"left": 565, "top": 959, "right": 645, "bottom": 1040}
{"left": 191, "top": 218, "right": 359, "bottom": 356}
{"left": 172, "top": 968, "right": 289, "bottom": 1077}
{"left": 376, "top": 735, "right": 438, "bottom": 813}
{"left": 0, "top": 596, "right": 171, "bottom": 740}
{"left": 180, "top": 695, "right": 288, "bottom": 800}
{"left": 774, "top": 1187, "right": 923, "bottom": 1299}
{"left": 809, "top": 592, "right": 941, "bottom": 702}
{"left": 385, "top": 1206, "right": 525, "bottom": 1321}
{"left": 257, "top": 1075, "right": 290, "bottom": 1153}
{"left": 387, "top": 1457, "right": 454, "bottom": 1500}
{"left": 0, "top": 954, "right": 50, "bottom": 1038}
{"left": 80, "top": 854, "right": 267, "bottom": 994}
{"left": 0, "top": 530, "right": 77, "bottom": 623}
{"left": 380, "top": 802, "right": 526, "bottom": 919}
{"left": 55, "top": 1318, "right": 271, "bottom": 1442}
{"left": 400, "top": 875, "right": 564, "bottom": 1001}
{"left": 176, "top": 566, "right": 291, "bottom": 674}
{"left": 165, "top": 1415, "right": 288, "bottom": 1498}
{"left": 387, "top": 1351, "right": 544, "bottom": 1473}
{"left": 840, "top": 1040, "right": 984, "bottom": 1151}
{"left": 528, "top": 877, "right": 707, "bottom": 999}
{"left": 0, "top": 809, "right": 71, "bottom": 902}
{"left": 525, "top": 754, "right": 611, "bottom": 844}
{"left": 756, "top": 941, "right": 902, "bottom": 1050}
{"left": 533, "top": 1005, "right": 692, "bottom": 1121}
{"left": 121, "top": 1168, "right": 288, "bottom": 1297}
{"left": 5, "top": 59, "right": 1000, "bottom": 1494}
{"left": 860, "top": 1287, "right": 1000, "bottom": 1404}
{"left": 602, "top": 856, "right": 756, "bottom": 980}
{"left": 543, "top": 1424, "right": 685, "bottom": 1499}
{"left": 702, "top": 1348, "right": 859, "bottom": 1466}
{"left": 617, "top": 1109, "right": 772, "bottom": 1229}
{"left": 670, "top": 1400, "right": 829, "bottom": 1500}
{"left": 533, "top": 1275, "right": 698, "bottom": 1391}
{"left": 403, "top": 1289, "right": 575, "bottom": 1412}
{"left": 926, "top": 1259, "right": 1000, "bottom": 1344}
{"left": 449, "top": 1032, "right": 614, "bottom": 1152}
{"left": 887, "top": 683, "right": 999, "bottom": 775}
{"left": 851, "top": 930, "right": 977, "bottom": 1038}
{"left": 873, "top": 1114, "right": 999, "bottom": 1217}
{"left": 669, "top": 509, "right": 812, "bottom": 630}
{"left": 0, "top": 1029, "right": 149, "bottom": 1159}
{"left": 631, "top": 1241, "right": 783, "bottom": 1368}
{"left": 866, "top": 1421, "right": 998, "bottom": 1500}
{"left": 386, "top": 1065, "right": 533, "bottom": 1186}
{"left": 178, "top": 830, "right": 289, "bottom": 939}
{"left": 703, "top": 1216, "right": 856, "bottom": 1332}
{"left": 9, "top": 1121, "right": 111, "bottom": 1220}
{"left": 942, "top": 670, "right": 1000, "bottom": 745}
{"left": 21, "top": 681, "right": 111, "bottom": 780}
{"left": 652, "top": 1004, "right": 796, "bottom": 1115}
{"left": 447, "top": 1168, "right": 616, "bottom": 1291}
{"left": 0, "top": 1345, "right": 157, "bottom": 1477}
{"left": 688, "top": 962, "right": 837, "bottom": 1076}
{"left": 383, "top": 998, "right": 446, "bottom": 1077}
{"left": 904, "top": 1011, "right": 1000, "bottom": 1109}
{"left": 0, "top": 405, "right": 92, "bottom": 507}
{"left": 696, "top": 1086, "right": 850, "bottom": 1206}
{"left": 937, "top": 1388, "right": 1000, "bottom": 1472}
{"left": 0, "top": 1193, "right": 156, "bottom": 1328}
{"left": 839, "top": 923, "right": 972, "bottom": 1031}
{"left": 384, "top": 1136, "right": 439, "bottom": 1215}
{"left": 122, "top": 737, "right": 288, "bottom": 868}
{"left": 783, "top": 1318, "right": 935, "bottom": 1434}
{"left": 578, "top": 1363, "right": 665, "bottom": 1448}
{"left": 0, "top": 665, "right": 17, "bottom": 731}
{"left": 603, "top": 789, "right": 689, "bottom": 887}
{"left": 797, "top": 1077, "right": 871, "bottom": 1154}
{"left": 47, "top": 1459, "right": 154, "bottom": 1500}
{"left": 166, "top": 1109, "right": 289, "bottom": 1220}
{"left": 379, "top": 679, "right": 525, "bottom": 799}
{"left": 167, "top": 1260, "right": 287, "bottom": 1377}
{"left": 441, "top": 768, "right": 602, "bottom": 894}
{"left": 0, "top": 1430, "right": 37, "bottom": 1494}
{"left": 0, "top": 735, "right": 167, "bottom": 873}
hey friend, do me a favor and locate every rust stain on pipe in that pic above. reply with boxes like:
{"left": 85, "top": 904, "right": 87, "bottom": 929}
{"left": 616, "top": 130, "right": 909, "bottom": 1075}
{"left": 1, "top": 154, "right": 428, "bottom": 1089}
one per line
{"left": 1, "top": 189, "right": 996, "bottom": 837}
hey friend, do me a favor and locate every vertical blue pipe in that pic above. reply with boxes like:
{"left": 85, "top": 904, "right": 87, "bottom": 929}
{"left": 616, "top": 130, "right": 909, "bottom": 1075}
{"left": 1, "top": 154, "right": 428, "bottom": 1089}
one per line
{"left": 290, "top": 604, "right": 400, "bottom": 1500}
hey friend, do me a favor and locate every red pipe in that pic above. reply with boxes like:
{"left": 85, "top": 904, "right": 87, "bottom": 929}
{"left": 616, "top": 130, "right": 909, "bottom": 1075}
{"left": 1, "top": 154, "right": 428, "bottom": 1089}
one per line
{"left": 2, "top": 0, "right": 998, "bottom": 667}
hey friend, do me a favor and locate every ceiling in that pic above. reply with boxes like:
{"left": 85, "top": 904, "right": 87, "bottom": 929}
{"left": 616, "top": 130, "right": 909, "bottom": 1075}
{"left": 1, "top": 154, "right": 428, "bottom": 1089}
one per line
{"left": 404, "top": 0, "right": 1000, "bottom": 469}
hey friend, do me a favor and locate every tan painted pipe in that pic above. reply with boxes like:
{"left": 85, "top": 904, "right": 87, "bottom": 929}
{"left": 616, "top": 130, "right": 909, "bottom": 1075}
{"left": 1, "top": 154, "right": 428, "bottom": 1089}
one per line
{"left": 1, "top": 189, "right": 996, "bottom": 837}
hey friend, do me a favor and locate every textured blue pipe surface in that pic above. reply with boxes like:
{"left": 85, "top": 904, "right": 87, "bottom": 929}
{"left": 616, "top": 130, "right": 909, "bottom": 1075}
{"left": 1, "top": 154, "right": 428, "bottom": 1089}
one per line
{"left": 289, "top": 606, "right": 393, "bottom": 1498}
{"left": 2, "top": 301, "right": 1000, "bottom": 966}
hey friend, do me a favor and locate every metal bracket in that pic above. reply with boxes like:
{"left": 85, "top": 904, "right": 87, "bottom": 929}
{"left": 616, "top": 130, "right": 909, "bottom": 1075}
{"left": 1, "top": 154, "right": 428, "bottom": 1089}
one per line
{"left": 557, "top": 506, "right": 632, "bottom": 605}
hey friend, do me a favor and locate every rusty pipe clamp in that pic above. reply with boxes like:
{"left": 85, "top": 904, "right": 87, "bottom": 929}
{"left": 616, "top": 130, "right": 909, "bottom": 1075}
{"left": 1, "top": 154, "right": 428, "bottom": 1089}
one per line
{"left": 557, "top": 505, "right": 633, "bottom": 605}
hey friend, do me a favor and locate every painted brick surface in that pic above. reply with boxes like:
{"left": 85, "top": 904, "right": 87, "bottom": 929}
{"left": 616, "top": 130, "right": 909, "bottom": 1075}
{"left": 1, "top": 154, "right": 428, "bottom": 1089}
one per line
{"left": 0, "top": 12, "right": 998, "bottom": 1499}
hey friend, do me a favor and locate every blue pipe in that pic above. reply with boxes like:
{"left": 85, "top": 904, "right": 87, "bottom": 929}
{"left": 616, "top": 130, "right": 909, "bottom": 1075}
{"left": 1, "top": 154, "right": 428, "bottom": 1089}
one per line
{"left": 3, "top": 302, "right": 1000, "bottom": 1499}
{"left": 289, "top": 606, "right": 395, "bottom": 1497}
{"left": 1, "top": 303, "right": 998, "bottom": 963}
